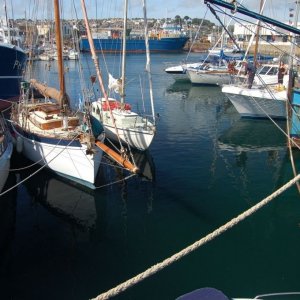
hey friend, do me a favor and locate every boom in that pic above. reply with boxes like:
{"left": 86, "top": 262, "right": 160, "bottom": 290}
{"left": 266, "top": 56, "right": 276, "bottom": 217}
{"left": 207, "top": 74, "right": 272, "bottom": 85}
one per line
{"left": 204, "top": 0, "right": 300, "bottom": 35}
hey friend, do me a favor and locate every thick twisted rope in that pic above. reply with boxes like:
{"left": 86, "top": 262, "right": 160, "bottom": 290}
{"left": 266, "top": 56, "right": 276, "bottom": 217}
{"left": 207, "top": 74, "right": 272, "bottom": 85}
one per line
{"left": 91, "top": 173, "right": 300, "bottom": 300}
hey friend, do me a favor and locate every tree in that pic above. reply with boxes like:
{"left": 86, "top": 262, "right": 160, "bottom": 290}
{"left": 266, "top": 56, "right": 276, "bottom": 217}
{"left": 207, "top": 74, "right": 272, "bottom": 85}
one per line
{"left": 183, "top": 16, "right": 191, "bottom": 25}
{"left": 174, "top": 15, "right": 182, "bottom": 25}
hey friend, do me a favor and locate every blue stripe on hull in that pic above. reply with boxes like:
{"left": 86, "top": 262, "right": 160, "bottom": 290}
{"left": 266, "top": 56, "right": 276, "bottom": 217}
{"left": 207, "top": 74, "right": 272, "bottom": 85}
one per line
{"left": 79, "top": 37, "right": 188, "bottom": 52}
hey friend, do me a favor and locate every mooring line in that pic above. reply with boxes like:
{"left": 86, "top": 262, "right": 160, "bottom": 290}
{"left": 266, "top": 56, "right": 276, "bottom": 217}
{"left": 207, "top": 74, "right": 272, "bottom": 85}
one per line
{"left": 91, "top": 173, "right": 300, "bottom": 300}
{"left": 0, "top": 134, "right": 79, "bottom": 197}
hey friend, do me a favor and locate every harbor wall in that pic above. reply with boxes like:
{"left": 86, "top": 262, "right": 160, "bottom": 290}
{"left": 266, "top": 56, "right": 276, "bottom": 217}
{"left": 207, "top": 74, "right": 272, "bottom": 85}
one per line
{"left": 186, "top": 40, "right": 298, "bottom": 57}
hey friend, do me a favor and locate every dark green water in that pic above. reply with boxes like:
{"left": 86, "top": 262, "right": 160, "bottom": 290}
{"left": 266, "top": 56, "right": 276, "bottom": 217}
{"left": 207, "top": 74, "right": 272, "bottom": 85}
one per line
{"left": 1, "top": 53, "right": 300, "bottom": 300}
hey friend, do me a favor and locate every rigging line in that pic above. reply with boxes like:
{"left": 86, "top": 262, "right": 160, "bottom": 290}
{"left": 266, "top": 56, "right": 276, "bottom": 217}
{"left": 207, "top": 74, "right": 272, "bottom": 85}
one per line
{"left": 286, "top": 99, "right": 300, "bottom": 193}
{"left": 211, "top": 6, "right": 300, "bottom": 61}
{"left": 80, "top": 0, "right": 124, "bottom": 151}
{"left": 244, "top": 74, "right": 300, "bottom": 150}
{"left": 94, "top": 173, "right": 136, "bottom": 189}
{"left": 242, "top": 94, "right": 300, "bottom": 155}
{"left": 185, "top": 7, "right": 209, "bottom": 61}
{"left": 91, "top": 172, "right": 300, "bottom": 300}
{"left": 5, "top": 138, "right": 65, "bottom": 172}
{"left": 206, "top": 3, "right": 242, "bottom": 51}
{"left": 100, "top": 158, "right": 130, "bottom": 170}
{"left": 0, "top": 134, "right": 79, "bottom": 197}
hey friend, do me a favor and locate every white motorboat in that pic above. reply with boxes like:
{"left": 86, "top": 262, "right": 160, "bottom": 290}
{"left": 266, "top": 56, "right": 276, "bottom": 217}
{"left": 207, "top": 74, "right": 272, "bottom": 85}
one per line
{"left": 222, "top": 83, "right": 287, "bottom": 119}
{"left": 164, "top": 62, "right": 203, "bottom": 81}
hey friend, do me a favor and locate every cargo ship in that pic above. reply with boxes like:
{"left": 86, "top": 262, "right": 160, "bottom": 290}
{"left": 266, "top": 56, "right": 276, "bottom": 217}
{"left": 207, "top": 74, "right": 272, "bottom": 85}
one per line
{"left": 79, "top": 22, "right": 189, "bottom": 53}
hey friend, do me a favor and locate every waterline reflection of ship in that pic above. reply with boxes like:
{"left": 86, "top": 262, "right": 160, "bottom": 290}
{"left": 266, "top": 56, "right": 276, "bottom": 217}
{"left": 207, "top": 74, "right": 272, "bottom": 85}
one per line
{"left": 132, "top": 150, "right": 156, "bottom": 182}
{"left": 218, "top": 119, "right": 286, "bottom": 153}
{"left": 104, "top": 148, "right": 156, "bottom": 182}
{"left": 20, "top": 167, "right": 98, "bottom": 231}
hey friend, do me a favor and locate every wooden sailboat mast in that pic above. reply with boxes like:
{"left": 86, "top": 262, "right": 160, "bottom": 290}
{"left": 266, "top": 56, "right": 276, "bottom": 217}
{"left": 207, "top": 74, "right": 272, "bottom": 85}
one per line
{"left": 253, "top": 0, "right": 264, "bottom": 63}
{"left": 80, "top": 0, "right": 139, "bottom": 174}
{"left": 120, "top": 0, "right": 128, "bottom": 104}
{"left": 53, "top": 0, "right": 68, "bottom": 109}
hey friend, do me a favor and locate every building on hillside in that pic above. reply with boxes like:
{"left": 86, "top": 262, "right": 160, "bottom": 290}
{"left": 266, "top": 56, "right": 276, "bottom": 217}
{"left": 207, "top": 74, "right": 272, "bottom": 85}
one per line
{"left": 233, "top": 22, "right": 300, "bottom": 44}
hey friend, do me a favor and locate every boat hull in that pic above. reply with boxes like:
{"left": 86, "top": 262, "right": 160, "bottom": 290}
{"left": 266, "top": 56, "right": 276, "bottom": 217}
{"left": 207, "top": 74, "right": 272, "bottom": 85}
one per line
{"left": 12, "top": 124, "right": 103, "bottom": 189}
{"left": 103, "top": 122, "right": 155, "bottom": 151}
{"left": 91, "top": 101, "right": 156, "bottom": 151}
{"left": 187, "top": 69, "right": 232, "bottom": 85}
{"left": 79, "top": 37, "right": 189, "bottom": 53}
{"left": 165, "top": 63, "right": 202, "bottom": 81}
{"left": 0, "top": 137, "right": 13, "bottom": 193}
{"left": 222, "top": 85, "right": 287, "bottom": 119}
{"left": 0, "top": 44, "right": 27, "bottom": 111}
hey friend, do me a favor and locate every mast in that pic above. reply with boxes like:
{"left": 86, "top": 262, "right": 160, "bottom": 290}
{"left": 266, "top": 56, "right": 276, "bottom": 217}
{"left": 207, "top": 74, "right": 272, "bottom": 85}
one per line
{"left": 53, "top": 0, "right": 67, "bottom": 110}
{"left": 142, "top": 0, "right": 155, "bottom": 125}
{"left": 121, "top": 0, "right": 128, "bottom": 104}
{"left": 3, "top": 0, "right": 11, "bottom": 43}
{"left": 80, "top": 0, "right": 124, "bottom": 150}
{"left": 253, "top": 0, "right": 264, "bottom": 63}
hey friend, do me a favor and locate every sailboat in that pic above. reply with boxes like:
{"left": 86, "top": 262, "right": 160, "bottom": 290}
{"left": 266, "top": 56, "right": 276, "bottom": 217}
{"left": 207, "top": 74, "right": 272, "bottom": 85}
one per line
{"left": 10, "top": 0, "right": 105, "bottom": 189}
{"left": 88, "top": 0, "right": 156, "bottom": 151}
{"left": 0, "top": 114, "right": 13, "bottom": 193}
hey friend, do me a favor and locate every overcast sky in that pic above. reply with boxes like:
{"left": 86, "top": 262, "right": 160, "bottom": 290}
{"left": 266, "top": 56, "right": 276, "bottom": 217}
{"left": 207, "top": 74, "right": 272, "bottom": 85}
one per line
{"left": 3, "top": 0, "right": 298, "bottom": 24}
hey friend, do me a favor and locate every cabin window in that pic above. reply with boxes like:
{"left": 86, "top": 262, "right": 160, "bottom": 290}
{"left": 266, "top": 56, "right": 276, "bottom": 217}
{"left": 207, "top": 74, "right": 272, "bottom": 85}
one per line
{"left": 267, "top": 67, "right": 278, "bottom": 75}
{"left": 258, "top": 66, "right": 269, "bottom": 75}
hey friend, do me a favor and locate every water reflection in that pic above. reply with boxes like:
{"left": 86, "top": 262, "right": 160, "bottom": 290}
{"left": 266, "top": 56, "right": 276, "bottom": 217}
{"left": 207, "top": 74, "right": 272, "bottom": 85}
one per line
{"left": 0, "top": 172, "right": 17, "bottom": 279}
{"left": 20, "top": 165, "right": 98, "bottom": 232}
{"left": 218, "top": 118, "right": 286, "bottom": 153}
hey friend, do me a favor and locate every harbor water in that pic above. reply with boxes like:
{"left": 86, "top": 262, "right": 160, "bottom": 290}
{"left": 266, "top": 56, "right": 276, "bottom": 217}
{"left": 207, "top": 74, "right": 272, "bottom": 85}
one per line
{"left": 1, "top": 52, "right": 300, "bottom": 300}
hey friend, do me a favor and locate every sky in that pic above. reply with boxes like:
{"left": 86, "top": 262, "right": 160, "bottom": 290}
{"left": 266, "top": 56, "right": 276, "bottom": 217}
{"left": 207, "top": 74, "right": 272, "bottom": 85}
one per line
{"left": 3, "top": 0, "right": 298, "bottom": 24}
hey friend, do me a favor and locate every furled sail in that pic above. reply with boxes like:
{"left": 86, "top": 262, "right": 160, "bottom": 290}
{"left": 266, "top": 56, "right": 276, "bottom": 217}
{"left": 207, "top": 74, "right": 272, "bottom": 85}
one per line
{"left": 30, "top": 79, "right": 70, "bottom": 108}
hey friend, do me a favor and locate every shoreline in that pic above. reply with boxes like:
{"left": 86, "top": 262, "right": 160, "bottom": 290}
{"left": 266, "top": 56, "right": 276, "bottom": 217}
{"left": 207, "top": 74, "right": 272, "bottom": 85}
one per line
{"left": 185, "top": 41, "right": 299, "bottom": 57}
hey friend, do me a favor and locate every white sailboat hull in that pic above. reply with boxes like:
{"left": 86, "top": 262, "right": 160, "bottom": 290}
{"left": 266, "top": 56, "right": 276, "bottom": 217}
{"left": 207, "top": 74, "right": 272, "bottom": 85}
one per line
{"left": 91, "top": 100, "right": 155, "bottom": 151}
{"left": 103, "top": 122, "right": 155, "bottom": 151}
{"left": 164, "top": 63, "right": 202, "bottom": 81}
{"left": 222, "top": 85, "right": 287, "bottom": 119}
{"left": 187, "top": 69, "right": 232, "bottom": 85}
{"left": 12, "top": 124, "right": 103, "bottom": 188}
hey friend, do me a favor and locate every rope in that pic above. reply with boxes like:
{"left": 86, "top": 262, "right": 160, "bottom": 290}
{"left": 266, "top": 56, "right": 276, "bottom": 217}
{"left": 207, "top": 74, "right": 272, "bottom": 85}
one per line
{"left": 91, "top": 173, "right": 300, "bottom": 300}
{"left": 94, "top": 173, "right": 136, "bottom": 189}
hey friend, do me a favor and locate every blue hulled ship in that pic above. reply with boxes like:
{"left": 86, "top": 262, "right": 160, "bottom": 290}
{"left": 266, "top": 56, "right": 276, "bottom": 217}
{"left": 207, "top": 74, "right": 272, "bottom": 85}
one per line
{"left": 0, "top": 20, "right": 27, "bottom": 111}
{"left": 79, "top": 22, "right": 189, "bottom": 53}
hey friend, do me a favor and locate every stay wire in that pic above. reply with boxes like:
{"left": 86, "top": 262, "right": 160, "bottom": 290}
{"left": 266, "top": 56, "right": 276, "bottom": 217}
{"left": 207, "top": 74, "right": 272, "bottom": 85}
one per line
{"left": 0, "top": 133, "right": 79, "bottom": 197}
